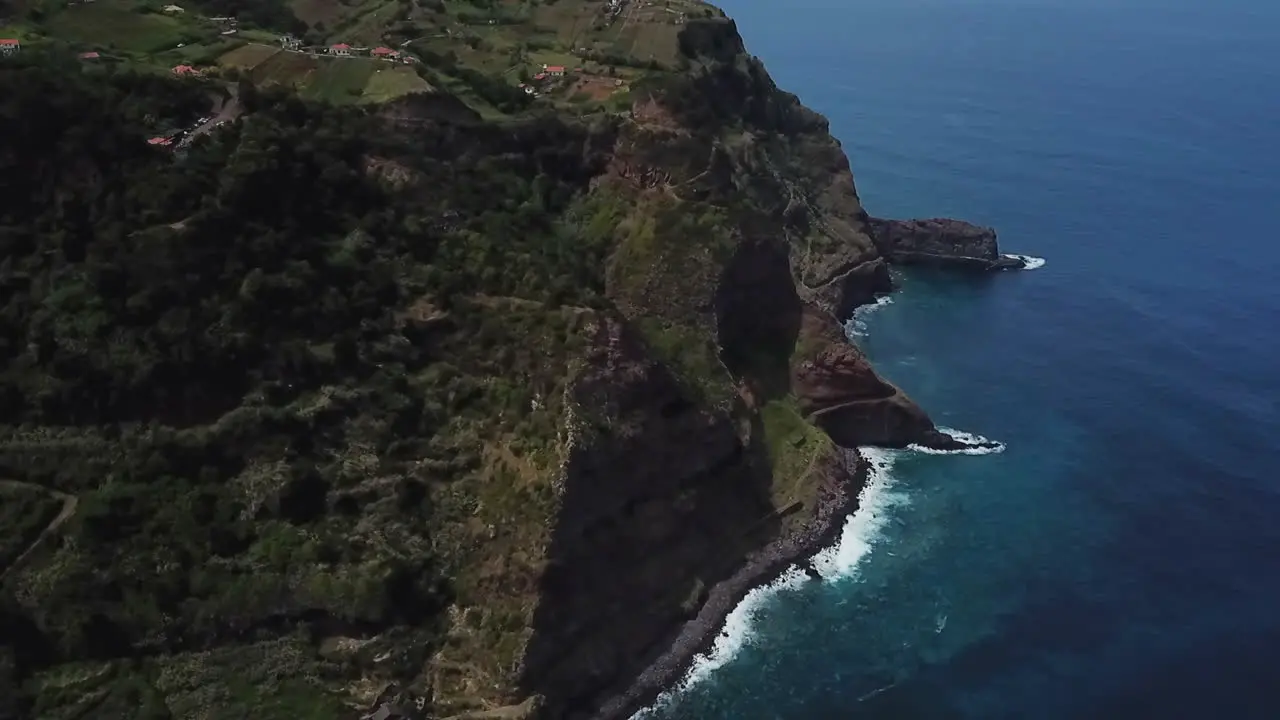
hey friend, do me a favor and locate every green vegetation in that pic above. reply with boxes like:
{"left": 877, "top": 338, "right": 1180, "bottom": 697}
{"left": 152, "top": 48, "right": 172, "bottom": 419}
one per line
{"left": 360, "top": 65, "right": 430, "bottom": 102}
{"left": 0, "top": 2, "right": 844, "bottom": 717}
{"left": 300, "top": 55, "right": 376, "bottom": 102}
{"left": 45, "top": 3, "right": 190, "bottom": 54}
{"left": 0, "top": 49, "right": 618, "bottom": 715}
{"left": 759, "top": 398, "right": 832, "bottom": 510}
{"left": 0, "top": 484, "right": 63, "bottom": 569}
{"left": 217, "top": 42, "right": 280, "bottom": 70}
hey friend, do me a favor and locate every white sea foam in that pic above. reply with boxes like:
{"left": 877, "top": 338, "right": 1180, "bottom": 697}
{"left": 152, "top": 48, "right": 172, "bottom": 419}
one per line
{"left": 811, "top": 448, "right": 909, "bottom": 578}
{"left": 634, "top": 449, "right": 908, "bottom": 718}
{"left": 845, "top": 295, "right": 894, "bottom": 338}
{"left": 633, "top": 566, "right": 812, "bottom": 717}
{"left": 1004, "top": 254, "right": 1046, "bottom": 270}
{"left": 907, "top": 427, "right": 1007, "bottom": 455}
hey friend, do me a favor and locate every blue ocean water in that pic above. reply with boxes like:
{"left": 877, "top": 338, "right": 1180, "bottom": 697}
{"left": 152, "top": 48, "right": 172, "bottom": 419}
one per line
{"left": 640, "top": 0, "right": 1280, "bottom": 718}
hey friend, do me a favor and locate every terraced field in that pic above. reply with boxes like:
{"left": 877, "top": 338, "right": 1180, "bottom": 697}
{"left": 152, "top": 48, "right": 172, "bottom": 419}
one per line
{"left": 250, "top": 49, "right": 321, "bottom": 89}
{"left": 218, "top": 42, "right": 282, "bottom": 71}
{"left": 300, "top": 56, "right": 378, "bottom": 102}
{"left": 360, "top": 65, "right": 432, "bottom": 103}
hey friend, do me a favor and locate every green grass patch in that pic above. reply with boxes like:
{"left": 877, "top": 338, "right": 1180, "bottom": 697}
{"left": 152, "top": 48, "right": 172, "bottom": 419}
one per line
{"left": 336, "top": 0, "right": 404, "bottom": 46}
{"left": 300, "top": 56, "right": 377, "bottom": 103}
{"left": 250, "top": 48, "right": 319, "bottom": 88}
{"left": 360, "top": 65, "right": 431, "bottom": 103}
{"left": 45, "top": 4, "right": 192, "bottom": 54}
{"left": 217, "top": 42, "right": 280, "bottom": 70}
{"left": 156, "top": 37, "right": 239, "bottom": 65}
{"left": 635, "top": 317, "right": 733, "bottom": 408}
{"left": 759, "top": 397, "right": 832, "bottom": 510}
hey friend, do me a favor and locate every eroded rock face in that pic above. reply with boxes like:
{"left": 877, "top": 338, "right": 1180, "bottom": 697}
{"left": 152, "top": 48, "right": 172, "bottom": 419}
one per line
{"left": 521, "top": 316, "right": 778, "bottom": 720}
{"left": 791, "top": 308, "right": 942, "bottom": 448}
{"left": 868, "top": 217, "right": 1024, "bottom": 270}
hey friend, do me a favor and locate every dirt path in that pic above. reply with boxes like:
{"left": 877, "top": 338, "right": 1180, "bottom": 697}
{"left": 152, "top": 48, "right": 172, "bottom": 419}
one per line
{"left": 0, "top": 480, "right": 78, "bottom": 582}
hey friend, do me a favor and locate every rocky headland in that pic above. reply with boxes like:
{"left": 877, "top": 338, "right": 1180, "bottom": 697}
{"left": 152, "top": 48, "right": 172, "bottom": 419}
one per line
{"left": 869, "top": 216, "right": 1028, "bottom": 271}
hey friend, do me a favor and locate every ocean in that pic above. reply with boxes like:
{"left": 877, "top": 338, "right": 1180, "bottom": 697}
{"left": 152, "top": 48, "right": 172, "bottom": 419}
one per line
{"left": 638, "top": 0, "right": 1280, "bottom": 718}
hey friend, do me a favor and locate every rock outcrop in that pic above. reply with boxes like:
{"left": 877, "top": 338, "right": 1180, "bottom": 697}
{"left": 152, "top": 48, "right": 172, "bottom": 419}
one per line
{"left": 868, "top": 216, "right": 1025, "bottom": 270}
{"left": 790, "top": 306, "right": 979, "bottom": 452}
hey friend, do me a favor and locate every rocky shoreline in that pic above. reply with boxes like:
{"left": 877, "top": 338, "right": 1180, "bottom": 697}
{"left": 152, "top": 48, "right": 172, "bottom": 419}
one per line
{"left": 594, "top": 448, "right": 869, "bottom": 720}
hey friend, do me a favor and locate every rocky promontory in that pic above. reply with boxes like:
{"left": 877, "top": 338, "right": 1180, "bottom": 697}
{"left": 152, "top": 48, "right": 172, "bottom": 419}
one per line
{"left": 869, "top": 216, "right": 1026, "bottom": 270}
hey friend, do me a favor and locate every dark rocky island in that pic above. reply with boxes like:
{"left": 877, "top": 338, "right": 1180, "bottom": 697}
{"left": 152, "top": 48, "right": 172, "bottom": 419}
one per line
{"left": 869, "top": 217, "right": 1028, "bottom": 271}
{"left": 0, "top": 2, "right": 1021, "bottom": 719}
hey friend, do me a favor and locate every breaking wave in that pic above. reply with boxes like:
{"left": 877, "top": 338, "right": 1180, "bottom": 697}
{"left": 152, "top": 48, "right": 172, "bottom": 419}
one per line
{"left": 634, "top": 449, "right": 908, "bottom": 717}
{"left": 1004, "top": 254, "right": 1047, "bottom": 270}
{"left": 908, "top": 427, "right": 1007, "bottom": 455}
{"left": 845, "top": 295, "right": 894, "bottom": 338}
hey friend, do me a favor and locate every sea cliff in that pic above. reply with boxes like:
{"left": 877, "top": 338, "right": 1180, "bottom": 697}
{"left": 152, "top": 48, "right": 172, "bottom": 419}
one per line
{"left": 513, "top": 14, "right": 1013, "bottom": 720}
{"left": 0, "top": 5, "right": 1021, "bottom": 718}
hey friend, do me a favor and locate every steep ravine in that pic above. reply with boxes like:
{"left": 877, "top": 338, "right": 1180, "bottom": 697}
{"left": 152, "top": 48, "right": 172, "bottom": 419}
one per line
{"left": 515, "top": 15, "right": 1012, "bottom": 720}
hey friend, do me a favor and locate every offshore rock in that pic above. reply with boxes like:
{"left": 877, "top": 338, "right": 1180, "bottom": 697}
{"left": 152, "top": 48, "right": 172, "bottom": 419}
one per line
{"left": 868, "top": 217, "right": 1025, "bottom": 270}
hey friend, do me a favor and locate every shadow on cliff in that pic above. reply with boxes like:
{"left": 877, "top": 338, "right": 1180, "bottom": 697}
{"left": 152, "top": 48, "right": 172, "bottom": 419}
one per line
{"left": 518, "top": 312, "right": 785, "bottom": 719}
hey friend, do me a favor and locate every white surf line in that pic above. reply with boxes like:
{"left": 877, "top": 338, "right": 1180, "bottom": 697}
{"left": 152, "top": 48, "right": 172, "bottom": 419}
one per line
{"left": 845, "top": 294, "right": 894, "bottom": 338}
{"left": 634, "top": 448, "right": 909, "bottom": 717}
{"left": 1003, "top": 254, "right": 1046, "bottom": 270}
{"left": 633, "top": 434, "right": 1006, "bottom": 716}
{"left": 908, "top": 427, "right": 1006, "bottom": 456}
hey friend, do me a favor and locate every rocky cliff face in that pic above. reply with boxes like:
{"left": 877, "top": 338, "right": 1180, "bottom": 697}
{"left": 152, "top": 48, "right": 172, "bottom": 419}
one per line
{"left": 520, "top": 314, "right": 780, "bottom": 719}
{"left": 515, "top": 15, "right": 983, "bottom": 720}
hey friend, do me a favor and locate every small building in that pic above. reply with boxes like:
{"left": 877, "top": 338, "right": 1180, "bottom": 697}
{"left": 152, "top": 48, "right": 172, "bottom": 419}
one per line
{"left": 532, "top": 72, "right": 546, "bottom": 81}
{"left": 162, "top": 4, "right": 184, "bottom": 13}
{"left": 78, "top": 51, "right": 100, "bottom": 60}
{"left": 148, "top": 137, "right": 173, "bottom": 147}
{"left": 371, "top": 46, "right": 399, "bottom": 59}
{"left": 544, "top": 65, "right": 566, "bottom": 77}
{"left": 171, "top": 64, "right": 201, "bottom": 76}
{"left": 0, "top": 39, "right": 19, "bottom": 55}
{"left": 330, "top": 43, "right": 351, "bottom": 56}
{"left": 280, "top": 35, "right": 300, "bottom": 50}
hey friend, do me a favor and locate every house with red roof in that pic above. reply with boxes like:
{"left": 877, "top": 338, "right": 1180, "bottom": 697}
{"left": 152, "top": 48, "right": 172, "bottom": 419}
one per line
{"left": 0, "top": 39, "right": 20, "bottom": 55}
{"left": 148, "top": 137, "right": 173, "bottom": 147}
{"left": 330, "top": 43, "right": 351, "bottom": 56}
{"left": 544, "top": 64, "right": 565, "bottom": 76}
{"left": 171, "top": 64, "right": 201, "bottom": 76}
{"left": 371, "top": 46, "right": 399, "bottom": 59}
{"left": 78, "top": 51, "right": 101, "bottom": 60}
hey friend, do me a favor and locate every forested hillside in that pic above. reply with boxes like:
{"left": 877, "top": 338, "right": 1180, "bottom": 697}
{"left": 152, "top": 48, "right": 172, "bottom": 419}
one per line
{"left": 0, "top": 54, "right": 617, "bottom": 718}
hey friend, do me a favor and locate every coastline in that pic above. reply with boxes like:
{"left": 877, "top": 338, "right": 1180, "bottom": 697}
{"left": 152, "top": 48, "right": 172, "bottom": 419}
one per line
{"left": 595, "top": 447, "right": 871, "bottom": 720}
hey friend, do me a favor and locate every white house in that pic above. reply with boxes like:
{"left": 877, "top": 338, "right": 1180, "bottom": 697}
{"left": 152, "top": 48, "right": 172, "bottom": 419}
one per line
{"left": 330, "top": 43, "right": 351, "bottom": 56}
{"left": 0, "top": 39, "right": 19, "bottom": 55}
{"left": 162, "top": 4, "right": 184, "bottom": 13}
